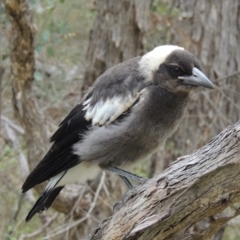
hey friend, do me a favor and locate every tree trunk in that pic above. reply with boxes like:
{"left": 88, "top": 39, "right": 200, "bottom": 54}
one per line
{"left": 165, "top": 0, "right": 240, "bottom": 161}
{"left": 82, "top": 0, "right": 152, "bottom": 93}
{"left": 85, "top": 121, "right": 240, "bottom": 240}
{"left": 5, "top": 0, "right": 102, "bottom": 228}
{"left": 5, "top": 0, "right": 47, "bottom": 172}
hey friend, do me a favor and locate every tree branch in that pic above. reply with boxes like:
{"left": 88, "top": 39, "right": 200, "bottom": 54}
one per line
{"left": 85, "top": 121, "right": 240, "bottom": 240}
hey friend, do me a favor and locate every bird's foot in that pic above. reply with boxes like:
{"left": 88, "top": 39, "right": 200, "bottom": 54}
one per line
{"left": 113, "top": 201, "right": 124, "bottom": 212}
{"left": 107, "top": 166, "right": 148, "bottom": 187}
{"left": 113, "top": 187, "right": 139, "bottom": 212}
{"left": 135, "top": 177, "right": 148, "bottom": 185}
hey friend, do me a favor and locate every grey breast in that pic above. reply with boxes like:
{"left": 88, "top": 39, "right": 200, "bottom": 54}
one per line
{"left": 76, "top": 84, "right": 188, "bottom": 167}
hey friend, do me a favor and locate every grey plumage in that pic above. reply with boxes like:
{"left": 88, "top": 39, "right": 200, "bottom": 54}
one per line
{"left": 22, "top": 45, "right": 214, "bottom": 221}
{"left": 75, "top": 86, "right": 188, "bottom": 167}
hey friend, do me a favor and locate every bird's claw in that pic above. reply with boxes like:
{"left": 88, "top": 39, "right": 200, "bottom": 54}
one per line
{"left": 136, "top": 177, "right": 148, "bottom": 185}
{"left": 113, "top": 187, "right": 138, "bottom": 212}
{"left": 122, "top": 187, "right": 138, "bottom": 204}
{"left": 113, "top": 201, "right": 124, "bottom": 212}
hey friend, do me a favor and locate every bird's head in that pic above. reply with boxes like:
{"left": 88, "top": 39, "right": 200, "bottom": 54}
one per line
{"left": 139, "top": 45, "right": 214, "bottom": 93}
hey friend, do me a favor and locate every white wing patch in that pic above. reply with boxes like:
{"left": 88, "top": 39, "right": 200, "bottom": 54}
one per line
{"left": 45, "top": 171, "right": 66, "bottom": 191}
{"left": 83, "top": 92, "right": 143, "bottom": 126}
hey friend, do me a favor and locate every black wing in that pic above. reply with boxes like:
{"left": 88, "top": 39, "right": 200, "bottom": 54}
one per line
{"left": 22, "top": 104, "right": 91, "bottom": 192}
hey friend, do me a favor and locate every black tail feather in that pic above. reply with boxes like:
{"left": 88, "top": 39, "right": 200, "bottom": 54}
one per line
{"left": 26, "top": 186, "right": 64, "bottom": 222}
{"left": 44, "top": 187, "right": 64, "bottom": 209}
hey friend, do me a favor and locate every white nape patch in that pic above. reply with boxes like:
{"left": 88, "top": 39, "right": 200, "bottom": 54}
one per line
{"left": 83, "top": 93, "right": 141, "bottom": 126}
{"left": 139, "top": 45, "right": 184, "bottom": 80}
{"left": 54, "top": 162, "right": 100, "bottom": 187}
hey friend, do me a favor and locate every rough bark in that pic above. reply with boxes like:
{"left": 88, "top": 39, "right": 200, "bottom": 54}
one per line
{"left": 82, "top": 0, "right": 152, "bottom": 93}
{"left": 5, "top": 0, "right": 47, "bottom": 170}
{"left": 85, "top": 121, "right": 240, "bottom": 240}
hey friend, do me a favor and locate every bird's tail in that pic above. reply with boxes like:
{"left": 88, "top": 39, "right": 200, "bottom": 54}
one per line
{"left": 25, "top": 171, "right": 67, "bottom": 221}
{"left": 26, "top": 171, "right": 67, "bottom": 221}
{"left": 26, "top": 186, "right": 64, "bottom": 221}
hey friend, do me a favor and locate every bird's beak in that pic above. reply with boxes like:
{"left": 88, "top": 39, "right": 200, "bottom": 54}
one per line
{"left": 179, "top": 67, "right": 214, "bottom": 89}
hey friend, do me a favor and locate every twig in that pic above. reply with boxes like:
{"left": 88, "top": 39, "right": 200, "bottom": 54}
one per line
{"left": 6, "top": 194, "right": 25, "bottom": 239}
{"left": 4, "top": 122, "right": 29, "bottom": 177}
{"left": 44, "top": 172, "right": 106, "bottom": 239}
{"left": 18, "top": 213, "right": 58, "bottom": 240}
{"left": 68, "top": 185, "right": 87, "bottom": 217}
{"left": 43, "top": 216, "right": 89, "bottom": 240}
{"left": 13, "top": 194, "right": 24, "bottom": 221}
{"left": 3, "top": 120, "right": 35, "bottom": 203}
{"left": 202, "top": 207, "right": 240, "bottom": 239}
{"left": 201, "top": 91, "right": 227, "bottom": 128}
{"left": 214, "top": 85, "right": 240, "bottom": 112}
{"left": 214, "top": 70, "right": 240, "bottom": 83}
{"left": 1, "top": 115, "right": 25, "bottom": 134}
{"left": 103, "top": 181, "right": 110, "bottom": 197}
{"left": 87, "top": 171, "right": 106, "bottom": 216}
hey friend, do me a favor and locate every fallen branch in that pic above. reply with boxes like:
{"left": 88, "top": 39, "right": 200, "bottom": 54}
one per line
{"left": 85, "top": 121, "right": 240, "bottom": 240}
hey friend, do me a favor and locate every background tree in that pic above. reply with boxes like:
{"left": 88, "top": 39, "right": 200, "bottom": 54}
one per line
{"left": 82, "top": 0, "right": 152, "bottom": 92}
{"left": 1, "top": 0, "right": 240, "bottom": 239}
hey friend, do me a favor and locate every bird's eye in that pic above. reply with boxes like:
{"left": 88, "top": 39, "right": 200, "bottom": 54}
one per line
{"left": 172, "top": 67, "right": 183, "bottom": 76}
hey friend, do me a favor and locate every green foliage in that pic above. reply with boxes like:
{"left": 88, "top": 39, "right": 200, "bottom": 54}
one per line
{"left": 1, "top": 54, "right": 8, "bottom": 61}
{"left": 0, "top": 5, "right": 10, "bottom": 62}
{"left": 40, "top": 29, "right": 51, "bottom": 43}
{"left": 133, "top": 164, "right": 149, "bottom": 178}
{"left": 32, "top": 0, "right": 96, "bottom": 106}
{"left": 34, "top": 70, "right": 43, "bottom": 81}
{"left": 47, "top": 46, "right": 55, "bottom": 57}
{"left": 33, "top": 0, "right": 96, "bottom": 64}
{"left": 145, "top": 0, "right": 180, "bottom": 51}
{"left": 151, "top": 0, "right": 180, "bottom": 17}
{"left": 224, "top": 226, "right": 240, "bottom": 240}
{"left": 165, "top": 141, "right": 181, "bottom": 157}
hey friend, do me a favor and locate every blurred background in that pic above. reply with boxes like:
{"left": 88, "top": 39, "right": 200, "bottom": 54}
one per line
{"left": 0, "top": 0, "right": 240, "bottom": 239}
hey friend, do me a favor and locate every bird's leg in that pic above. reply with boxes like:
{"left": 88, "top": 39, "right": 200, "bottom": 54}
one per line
{"left": 106, "top": 166, "right": 148, "bottom": 185}
{"left": 112, "top": 176, "right": 134, "bottom": 212}
{"left": 112, "top": 176, "right": 137, "bottom": 212}
{"left": 119, "top": 176, "right": 134, "bottom": 189}
{"left": 107, "top": 167, "right": 148, "bottom": 212}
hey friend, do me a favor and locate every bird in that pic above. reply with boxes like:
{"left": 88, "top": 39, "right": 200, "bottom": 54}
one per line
{"left": 22, "top": 45, "right": 214, "bottom": 221}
